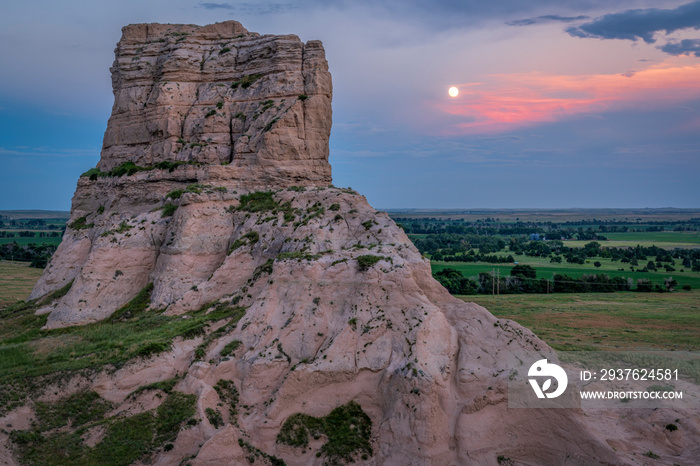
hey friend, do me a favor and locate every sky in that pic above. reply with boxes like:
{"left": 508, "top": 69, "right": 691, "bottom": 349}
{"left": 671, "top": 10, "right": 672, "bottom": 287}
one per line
{"left": 1, "top": 0, "right": 699, "bottom": 210}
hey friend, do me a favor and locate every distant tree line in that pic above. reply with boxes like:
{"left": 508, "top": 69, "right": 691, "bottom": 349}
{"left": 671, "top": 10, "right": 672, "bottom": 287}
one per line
{"left": 0, "top": 231, "right": 62, "bottom": 238}
{"left": 0, "top": 242, "right": 57, "bottom": 268}
{"left": 433, "top": 265, "right": 683, "bottom": 295}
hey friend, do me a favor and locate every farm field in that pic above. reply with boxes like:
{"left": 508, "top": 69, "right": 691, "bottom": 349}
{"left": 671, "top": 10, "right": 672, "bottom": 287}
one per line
{"left": 460, "top": 290, "right": 700, "bottom": 351}
{"left": 431, "top": 256, "right": 700, "bottom": 289}
{"left": 0, "top": 233, "right": 63, "bottom": 246}
{"left": 0, "top": 262, "right": 43, "bottom": 307}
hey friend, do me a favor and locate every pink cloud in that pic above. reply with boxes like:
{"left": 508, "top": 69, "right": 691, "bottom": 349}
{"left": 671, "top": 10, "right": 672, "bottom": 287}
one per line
{"left": 435, "top": 58, "right": 700, "bottom": 134}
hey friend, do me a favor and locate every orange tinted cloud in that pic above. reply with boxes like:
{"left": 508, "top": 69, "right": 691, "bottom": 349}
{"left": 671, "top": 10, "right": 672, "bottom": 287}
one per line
{"left": 436, "top": 58, "right": 700, "bottom": 133}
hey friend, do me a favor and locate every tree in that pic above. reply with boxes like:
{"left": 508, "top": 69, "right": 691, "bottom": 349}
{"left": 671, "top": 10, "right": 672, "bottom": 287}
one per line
{"left": 593, "top": 261, "right": 601, "bottom": 268}
{"left": 664, "top": 277, "right": 678, "bottom": 292}
{"left": 511, "top": 264, "right": 536, "bottom": 279}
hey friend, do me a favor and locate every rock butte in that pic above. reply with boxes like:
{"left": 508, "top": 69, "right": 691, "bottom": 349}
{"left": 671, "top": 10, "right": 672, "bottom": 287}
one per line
{"left": 13, "top": 21, "right": 700, "bottom": 465}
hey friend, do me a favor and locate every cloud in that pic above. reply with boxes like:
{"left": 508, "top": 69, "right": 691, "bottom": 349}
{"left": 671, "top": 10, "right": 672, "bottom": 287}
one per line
{"left": 660, "top": 38, "right": 700, "bottom": 56}
{"left": 566, "top": 1, "right": 700, "bottom": 43}
{"left": 433, "top": 58, "right": 700, "bottom": 133}
{"left": 198, "top": 2, "right": 235, "bottom": 9}
{"left": 0, "top": 147, "right": 97, "bottom": 158}
{"left": 197, "top": 1, "right": 297, "bottom": 14}
{"left": 507, "top": 15, "right": 588, "bottom": 27}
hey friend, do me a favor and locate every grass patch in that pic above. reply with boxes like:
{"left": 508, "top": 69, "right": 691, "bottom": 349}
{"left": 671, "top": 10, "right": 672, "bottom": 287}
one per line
{"left": 34, "top": 391, "right": 113, "bottom": 431}
{"left": 0, "top": 289, "right": 246, "bottom": 414}
{"left": 192, "top": 305, "right": 247, "bottom": 362}
{"left": 237, "top": 191, "right": 278, "bottom": 212}
{"left": 161, "top": 203, "right": 177, "bottom": 218}
{"left": 110, "top": 283, "right": 153, "bottom": 321}
{"left": 220, "top": 340, "right": 242, "bottom": 357}
{"left": 277, "top": 401, "right": 372, "bottom": 462}
{"left": 214, "top": 379, "right": 239, "bottom": 419}
{"left": 81, "top": 161, "right": 191, "bottom": 180}
{"left": 39, "top": 279, "right": 74, "bottom": 305}
{"left": 10, "top": 390, "right": 196, "bottom": 466}
{"left": 459, "top": 290, "right": 700, "bottom": 351}
{"left": 277, "top": 251, "right": 321, "bottom": 262}
{"left": 228, "top": 231, "right": 259, "bottom": 254}
{"left": 235, "top": 191, "right": 297, "bottom": 222}
{"left": 128, "top": 377, "right": 179, "bottom": 398}
{"left": 231, "top": 74, "right": 262, "bottom": 89}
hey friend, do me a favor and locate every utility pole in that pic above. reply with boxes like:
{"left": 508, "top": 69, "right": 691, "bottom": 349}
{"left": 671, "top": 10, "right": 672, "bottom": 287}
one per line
{"left": 497, "top": 269, "right": 500, "bottom": 296}
{"left": 492, "top": 268, "right": 495, "bottom": 296}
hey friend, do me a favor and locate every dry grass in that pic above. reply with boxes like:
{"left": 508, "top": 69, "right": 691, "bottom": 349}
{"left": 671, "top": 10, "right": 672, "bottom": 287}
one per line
{"left": 0, "top": 261, "right": 43, "bottom": 307}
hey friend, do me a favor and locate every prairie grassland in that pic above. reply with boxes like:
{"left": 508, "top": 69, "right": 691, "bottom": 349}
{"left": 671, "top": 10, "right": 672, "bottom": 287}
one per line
{"left": 460, "top": 290, "right": 700, "bottom": 351}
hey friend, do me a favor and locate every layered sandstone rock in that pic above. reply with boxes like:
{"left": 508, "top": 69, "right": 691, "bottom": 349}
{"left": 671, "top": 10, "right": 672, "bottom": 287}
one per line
{"left": 21, "top": 21, "right": 699, "bottom": 466}
{"left": 100, "top": 21, "right": 332, "bottom": 184}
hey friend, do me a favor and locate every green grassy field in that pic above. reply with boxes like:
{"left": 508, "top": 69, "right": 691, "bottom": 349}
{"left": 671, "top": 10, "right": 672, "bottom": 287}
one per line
{"left": 0, "top": 262, "right": 44, "bottom": 308}
{"left": 459, "top": 291, "right": 700, "bottom": 351}
{"left": 0, "top": 234, "right": 63, "bottom": 246}
{"left": 562, "top": 231, "right": 700, "bottom": 250}
{"left": 432, "top": 255, "right": 700, "bottom": 289}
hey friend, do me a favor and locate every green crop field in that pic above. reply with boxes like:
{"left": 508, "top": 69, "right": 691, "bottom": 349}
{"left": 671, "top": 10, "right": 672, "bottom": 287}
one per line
{"left": 0, "top": 262, "right": 44, "bottom": 307}
{"left": 459, "top": 290, "right": 700, "bottom": 351}
{"left": 0, "top": 234, "right": 63, "bottom": 246}
{"left": 431, "top": 255, "right": 700, "bottom": 290}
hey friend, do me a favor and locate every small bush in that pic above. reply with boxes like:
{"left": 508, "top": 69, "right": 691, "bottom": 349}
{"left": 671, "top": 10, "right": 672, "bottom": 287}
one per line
{"left": 166, "top": 189, "right": 184, "bottom": 200}
{"left": 136, "top": 341, "right": 171, "bottom": 359}
{"left": 110, "top": 161, "right": 147, "bottom": 177}
{"left": 298, "top": 94, "right": 308, "bottom": 101}
{"left": 205, "top": 408, "right": 224, "bottom": 428}
{"left": 665, "top": 423, "right": 678, "bottom": 431}
{"left": 238, "top": 191, "right": 278, "bottom": 212}
{"left": 162, "top": 203, "right": 177, "bottom": 217}
{"left": 68, "top": 216, "right": 94, "bottom": 230}
{"left": 277, "top": 401, "right": 372, "bottom": 462}
{"left": 214, "top": 379, "right": 239, "bottom": 418}
{"left": 329, "top": 203, "right": 340, "bottom": 211}
{"left": 356, "top": 255, "right": 384, "bottom": 271}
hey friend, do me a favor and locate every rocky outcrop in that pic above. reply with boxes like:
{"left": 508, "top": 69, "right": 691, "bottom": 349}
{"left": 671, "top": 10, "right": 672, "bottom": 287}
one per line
{"left": 101, "top": 21, "right": 332, "bottom": 184}
{"left": 20, "top": 20, "right": 699, "bottom": 466}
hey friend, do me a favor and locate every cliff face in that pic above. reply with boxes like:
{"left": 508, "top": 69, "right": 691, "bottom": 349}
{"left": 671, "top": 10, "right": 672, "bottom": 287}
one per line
{"left": 101, "top": 21, "right": 332, "bottom": 184}
{"left": 16, "top": 20, "right": 696, "bottom": 466}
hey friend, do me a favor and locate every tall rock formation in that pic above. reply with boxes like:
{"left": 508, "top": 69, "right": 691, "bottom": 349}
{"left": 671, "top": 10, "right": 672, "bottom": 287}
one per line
{"left": 16, "top": 21, "right": 698, "bottom": 465}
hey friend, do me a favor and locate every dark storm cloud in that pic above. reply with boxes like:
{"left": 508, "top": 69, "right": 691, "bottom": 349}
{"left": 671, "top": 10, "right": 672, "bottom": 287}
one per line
{"left": 507, "top": 15, "right": 588, "bottom": 27}
{"left": 566, "top": 1, "right": 700, "bottom": 43}
{"left": 660, "top": 38, "right": 700, "bottom": 56}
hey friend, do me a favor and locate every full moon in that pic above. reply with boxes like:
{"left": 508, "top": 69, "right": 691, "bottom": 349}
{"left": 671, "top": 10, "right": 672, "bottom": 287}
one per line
{"left": 448, "top": 86, "right": 459, "bottom": 97}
